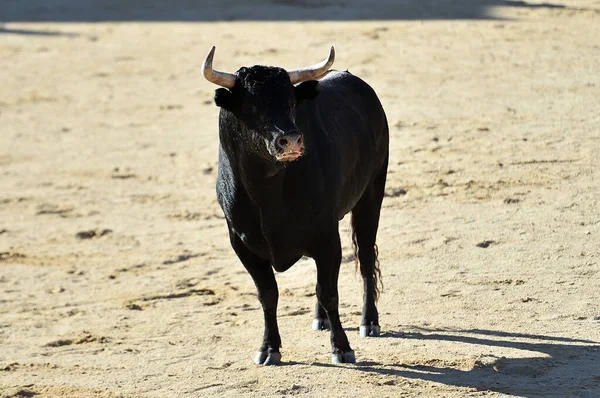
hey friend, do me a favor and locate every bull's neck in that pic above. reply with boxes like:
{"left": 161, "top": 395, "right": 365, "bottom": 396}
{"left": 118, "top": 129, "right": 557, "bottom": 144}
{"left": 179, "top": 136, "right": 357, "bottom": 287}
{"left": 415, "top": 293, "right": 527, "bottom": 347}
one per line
{"left": 236, "top": 153, "right": 287, "bottom": 205}
{"left": 219, "top": 114, "right": 289, "bottom": 204}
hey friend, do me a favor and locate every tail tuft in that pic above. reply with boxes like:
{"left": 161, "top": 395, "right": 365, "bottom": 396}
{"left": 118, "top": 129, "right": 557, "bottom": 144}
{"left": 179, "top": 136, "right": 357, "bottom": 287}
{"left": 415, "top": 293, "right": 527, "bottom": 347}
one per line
{"left": 351, "top": 214, "right": 383, "bottom": 301}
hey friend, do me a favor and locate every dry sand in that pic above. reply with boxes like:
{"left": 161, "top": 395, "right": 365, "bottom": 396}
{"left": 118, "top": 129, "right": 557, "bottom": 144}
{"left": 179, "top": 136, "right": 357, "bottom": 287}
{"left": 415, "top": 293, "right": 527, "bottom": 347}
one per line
{"left": 1, "top": 1, "right": 600, "bottom": 397}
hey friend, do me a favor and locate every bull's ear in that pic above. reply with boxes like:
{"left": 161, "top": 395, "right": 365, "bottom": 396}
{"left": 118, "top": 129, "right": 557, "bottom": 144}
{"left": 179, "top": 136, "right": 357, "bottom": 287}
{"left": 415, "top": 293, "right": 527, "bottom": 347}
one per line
{"left": 295, "top": 80, "right": 319, "bottom": 102}
{"left": 214, "top": 88, "right": 233, "bottom": 109}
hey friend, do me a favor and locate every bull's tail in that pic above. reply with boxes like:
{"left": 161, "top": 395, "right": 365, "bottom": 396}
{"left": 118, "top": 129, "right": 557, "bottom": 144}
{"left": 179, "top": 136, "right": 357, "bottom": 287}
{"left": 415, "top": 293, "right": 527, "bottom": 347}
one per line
{"left": 351, "top": 215, "right": 383, "bottom": 301}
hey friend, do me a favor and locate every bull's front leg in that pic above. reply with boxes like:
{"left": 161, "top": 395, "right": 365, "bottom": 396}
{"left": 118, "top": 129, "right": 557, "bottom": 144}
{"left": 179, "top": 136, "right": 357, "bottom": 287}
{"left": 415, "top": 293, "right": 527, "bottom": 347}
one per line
{"left": 229, "top": 230, "right": 281, "bottom": 365}
{"left": 313, "top": 226, "right": 355, "bottom": 364}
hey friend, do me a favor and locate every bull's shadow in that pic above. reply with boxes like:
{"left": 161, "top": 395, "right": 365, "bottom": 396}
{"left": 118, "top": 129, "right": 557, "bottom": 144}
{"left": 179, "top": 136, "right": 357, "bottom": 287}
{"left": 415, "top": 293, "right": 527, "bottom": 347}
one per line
{"left": 0, "top": 0, "right": 577, "bottom": 23}
{"left": 322, "top": 327, "right": 600, "bottom": 397}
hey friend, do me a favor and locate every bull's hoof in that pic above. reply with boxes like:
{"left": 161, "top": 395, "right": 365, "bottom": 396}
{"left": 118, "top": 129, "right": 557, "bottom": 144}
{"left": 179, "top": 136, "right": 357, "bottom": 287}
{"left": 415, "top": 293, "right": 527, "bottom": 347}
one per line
{"left": 332, "top": 350, "right": 356, "bottom": 364}
{"left": 360, "top": 323, "right": 380, "bottom": 338}
{"left": 312, "top": 318, "right": 330, "bottom": 331}
{"left": 254, "top": 350, "right": 281, "bottom": 366}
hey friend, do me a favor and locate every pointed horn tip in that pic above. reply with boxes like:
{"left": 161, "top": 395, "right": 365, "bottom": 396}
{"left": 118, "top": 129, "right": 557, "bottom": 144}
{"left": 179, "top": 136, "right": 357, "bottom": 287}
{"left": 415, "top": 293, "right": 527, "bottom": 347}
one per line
{"left": 202, "top": 46, "right": 215, "bottom": 76}
{"left": 326, "top": 46, "right": 335, "bottom": 67}
{"left": 205, "top": 46, "right": 215, "bottom": 62}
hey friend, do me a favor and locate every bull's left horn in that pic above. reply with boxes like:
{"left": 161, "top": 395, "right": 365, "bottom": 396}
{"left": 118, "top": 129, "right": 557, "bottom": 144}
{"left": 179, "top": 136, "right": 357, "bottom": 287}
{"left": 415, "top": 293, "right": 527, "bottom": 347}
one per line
{"left": 287, "top": 46, "right": 335, "bottom": 85}
{"left": 202, "top": 46, "right": 237, "bottom": 89}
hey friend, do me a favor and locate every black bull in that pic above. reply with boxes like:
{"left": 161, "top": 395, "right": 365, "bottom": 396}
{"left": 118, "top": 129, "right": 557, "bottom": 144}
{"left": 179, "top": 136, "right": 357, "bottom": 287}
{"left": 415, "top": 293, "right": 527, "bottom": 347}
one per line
{"left": 205, "top": 48, "right": 389, "bottom": 365}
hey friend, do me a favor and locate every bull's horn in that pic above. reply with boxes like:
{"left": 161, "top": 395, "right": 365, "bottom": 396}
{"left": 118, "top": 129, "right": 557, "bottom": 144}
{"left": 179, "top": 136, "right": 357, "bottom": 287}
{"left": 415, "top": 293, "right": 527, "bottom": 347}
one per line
{"left": 287, "top": 46, "right": 335, "bottom": 85}
{"left": 202, "top": 46, "right": 236, "bottom": 89}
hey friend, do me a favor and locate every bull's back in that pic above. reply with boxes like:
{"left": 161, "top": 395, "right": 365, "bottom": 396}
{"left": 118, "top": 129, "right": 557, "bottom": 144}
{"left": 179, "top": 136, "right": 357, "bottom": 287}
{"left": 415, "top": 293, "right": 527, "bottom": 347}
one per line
{"left": 296, "top": 71, "right": 389, "bottom": 219}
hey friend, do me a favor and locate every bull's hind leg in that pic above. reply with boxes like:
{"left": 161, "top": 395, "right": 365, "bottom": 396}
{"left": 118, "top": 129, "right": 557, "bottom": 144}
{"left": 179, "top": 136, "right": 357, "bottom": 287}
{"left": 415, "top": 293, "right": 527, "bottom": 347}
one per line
{"left": 312, "top": 302, "right": 330, "bottom": 331}
{"left": 229, "top": 229, "right": 282, "bottom": 365}
{"left": 351, "top": 168, "right": 387, "bottom": 338}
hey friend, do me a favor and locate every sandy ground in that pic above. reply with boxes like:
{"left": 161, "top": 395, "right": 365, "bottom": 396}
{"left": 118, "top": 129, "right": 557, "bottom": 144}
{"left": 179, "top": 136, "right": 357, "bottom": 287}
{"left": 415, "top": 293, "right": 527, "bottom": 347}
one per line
{"left": 2, "top": 1, "right": 600, "bottom": 397}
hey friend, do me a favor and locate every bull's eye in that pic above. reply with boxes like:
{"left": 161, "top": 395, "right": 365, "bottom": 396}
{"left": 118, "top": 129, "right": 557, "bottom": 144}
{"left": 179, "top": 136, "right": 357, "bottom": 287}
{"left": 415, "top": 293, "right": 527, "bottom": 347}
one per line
{"left": 243, "top": 104, "right": 256, "bottom": 115}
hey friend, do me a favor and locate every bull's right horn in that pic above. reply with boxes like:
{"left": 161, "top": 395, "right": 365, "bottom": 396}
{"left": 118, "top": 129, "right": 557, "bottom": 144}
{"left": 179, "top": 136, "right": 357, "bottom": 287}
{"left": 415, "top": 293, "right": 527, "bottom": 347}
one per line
{"left": 202, "top": 46, "right": 236, "bottom": 89}
{"left": 287, "top": 46, "right": 335, "bottom": 85}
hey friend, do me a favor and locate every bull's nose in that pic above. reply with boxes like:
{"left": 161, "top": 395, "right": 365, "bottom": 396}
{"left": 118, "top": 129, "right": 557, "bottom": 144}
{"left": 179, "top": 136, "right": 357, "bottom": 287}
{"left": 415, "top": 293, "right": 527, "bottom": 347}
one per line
{"left": 273, "top": 133, "right": 304, "bottom": 162}
{"left": 275, "top": 133, "right": 304, "bottom": 152}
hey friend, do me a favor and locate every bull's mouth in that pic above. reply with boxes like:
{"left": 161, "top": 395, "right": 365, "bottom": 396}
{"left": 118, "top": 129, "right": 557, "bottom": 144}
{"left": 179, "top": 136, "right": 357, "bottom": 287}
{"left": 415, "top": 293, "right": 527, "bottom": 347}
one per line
{"left": 276, "top": 151, "right": 303, "bottom": 162}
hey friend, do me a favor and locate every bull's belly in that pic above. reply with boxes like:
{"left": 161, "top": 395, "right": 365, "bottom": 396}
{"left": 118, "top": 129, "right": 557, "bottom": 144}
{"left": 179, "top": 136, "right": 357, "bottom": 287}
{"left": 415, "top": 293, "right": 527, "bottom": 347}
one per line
{"left": 234, "top": 226, "right": 305, "bottom": 272}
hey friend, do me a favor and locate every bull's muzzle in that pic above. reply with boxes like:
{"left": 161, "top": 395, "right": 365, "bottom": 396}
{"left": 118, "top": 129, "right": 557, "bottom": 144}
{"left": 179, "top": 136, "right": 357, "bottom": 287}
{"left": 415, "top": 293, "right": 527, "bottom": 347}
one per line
{"left": 273, "top": 133, "right": 304, "bottom": 162}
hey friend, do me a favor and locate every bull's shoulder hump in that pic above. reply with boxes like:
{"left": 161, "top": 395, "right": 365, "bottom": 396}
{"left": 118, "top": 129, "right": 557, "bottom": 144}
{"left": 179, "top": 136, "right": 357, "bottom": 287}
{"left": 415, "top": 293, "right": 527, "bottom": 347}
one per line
{"left": 317, "top": 70, "right": 377, "bottom": 96}
{"left": 318, "top": 70, "right": 355, "bottom": 84}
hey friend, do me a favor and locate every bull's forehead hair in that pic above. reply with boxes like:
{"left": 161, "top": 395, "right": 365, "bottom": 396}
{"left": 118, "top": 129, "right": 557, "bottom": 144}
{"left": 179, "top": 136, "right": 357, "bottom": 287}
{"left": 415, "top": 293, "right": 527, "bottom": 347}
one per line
{"left": 235, "top": 65, "right": 291, "bottom": 94}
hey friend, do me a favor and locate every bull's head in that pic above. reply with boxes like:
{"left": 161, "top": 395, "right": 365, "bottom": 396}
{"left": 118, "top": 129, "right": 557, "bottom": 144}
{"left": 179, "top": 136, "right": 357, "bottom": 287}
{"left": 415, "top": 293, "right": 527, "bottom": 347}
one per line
{"left": 203, "top": 46, "right": 334, "bottom": 163}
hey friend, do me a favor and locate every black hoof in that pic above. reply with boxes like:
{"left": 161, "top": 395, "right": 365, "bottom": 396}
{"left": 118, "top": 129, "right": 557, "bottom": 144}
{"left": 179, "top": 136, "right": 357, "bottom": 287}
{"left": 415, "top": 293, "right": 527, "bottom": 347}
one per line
{"left": 332, "top": 350, "right": 356, "bottom": 364}
{"left": 360, "top": 323, "right": 380, "bottom": 338}
{"left": 312, "top": 318, "right": 330, "bottom": 331}
{"left": 254, "top": 350, "right": 281, "bottom": 366}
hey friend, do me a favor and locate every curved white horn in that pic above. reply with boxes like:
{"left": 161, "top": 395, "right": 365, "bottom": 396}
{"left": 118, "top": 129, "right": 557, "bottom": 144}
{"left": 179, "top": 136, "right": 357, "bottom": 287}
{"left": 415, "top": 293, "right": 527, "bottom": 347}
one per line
{"left": 287, "top": 46, "right": 335, "bottom": 85}
{"left": 202, "top": 46, "right": 236, "bottom": 89}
